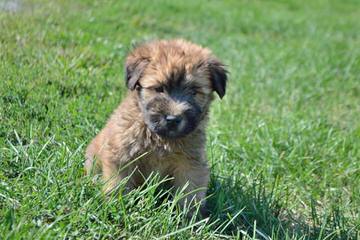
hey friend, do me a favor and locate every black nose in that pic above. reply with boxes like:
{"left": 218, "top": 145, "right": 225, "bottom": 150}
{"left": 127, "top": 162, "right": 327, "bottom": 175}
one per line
{"left": 165, "top": 115, "right": 182, "bottom": 128}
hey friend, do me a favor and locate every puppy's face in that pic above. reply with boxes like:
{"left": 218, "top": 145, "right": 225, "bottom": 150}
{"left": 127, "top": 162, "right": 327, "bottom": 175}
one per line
{"left": 137, "top": 71, "right": 211, "bottom": 138}
{"left": 125, "top": 40, "right": 227, "bottom": 138}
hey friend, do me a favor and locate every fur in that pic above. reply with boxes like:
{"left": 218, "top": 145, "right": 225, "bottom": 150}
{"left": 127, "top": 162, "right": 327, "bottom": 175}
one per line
{"left": 85, "top": 39, "right": 228, "bottom": 215}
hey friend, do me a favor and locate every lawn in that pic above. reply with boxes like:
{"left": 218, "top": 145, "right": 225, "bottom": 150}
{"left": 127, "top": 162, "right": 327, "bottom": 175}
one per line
{"left": 0, "top": 0, "right": 359, "bottom": 239}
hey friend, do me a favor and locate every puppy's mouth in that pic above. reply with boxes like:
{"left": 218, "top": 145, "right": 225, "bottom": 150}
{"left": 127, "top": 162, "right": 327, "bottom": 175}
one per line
{"left": 158, "top": 129, "right": 183, "bottom": 138}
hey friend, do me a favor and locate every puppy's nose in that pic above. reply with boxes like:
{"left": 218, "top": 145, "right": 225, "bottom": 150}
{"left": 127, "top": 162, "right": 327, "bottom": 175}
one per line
{"left": 165, "top": 115, "right": 182, "bottom": 128}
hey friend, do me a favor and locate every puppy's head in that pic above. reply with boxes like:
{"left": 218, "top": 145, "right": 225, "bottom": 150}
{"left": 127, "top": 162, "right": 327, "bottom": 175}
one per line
{"left": 125, "top": 39, "right": 228, "bottom": 138}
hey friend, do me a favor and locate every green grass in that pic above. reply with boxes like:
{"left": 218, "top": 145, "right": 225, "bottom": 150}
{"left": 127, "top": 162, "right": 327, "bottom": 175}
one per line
{"left": 1, "top": 0, "right": 359, "bottom": 239}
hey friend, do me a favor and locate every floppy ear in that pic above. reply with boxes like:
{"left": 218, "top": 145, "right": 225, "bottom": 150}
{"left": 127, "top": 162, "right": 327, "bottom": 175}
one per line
{"left": 208, "top": 58, "right": 228, "bottom": 99}
{"left": 125, "top": 56, "right": 149, "bottom": 90}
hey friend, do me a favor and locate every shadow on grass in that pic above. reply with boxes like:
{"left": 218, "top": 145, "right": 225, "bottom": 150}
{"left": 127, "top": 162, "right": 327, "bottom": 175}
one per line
{"left": 205, "top": 175, "right": 358, "bottom": 239}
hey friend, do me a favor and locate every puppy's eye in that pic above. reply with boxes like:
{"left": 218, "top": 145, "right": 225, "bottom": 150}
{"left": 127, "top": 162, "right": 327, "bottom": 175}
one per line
{"left": 155, "top": 86, "right": 164, "bottom": 93}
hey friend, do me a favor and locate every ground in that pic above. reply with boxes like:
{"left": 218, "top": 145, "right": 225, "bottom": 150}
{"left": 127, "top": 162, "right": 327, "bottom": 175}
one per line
{"left": 0, "top": 0, "right": 359, "bottom": 239}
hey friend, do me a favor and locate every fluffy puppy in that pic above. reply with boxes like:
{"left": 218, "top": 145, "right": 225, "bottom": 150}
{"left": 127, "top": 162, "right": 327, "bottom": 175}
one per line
{"left": 85, "top": 39, "right": 227, "bottom": 215}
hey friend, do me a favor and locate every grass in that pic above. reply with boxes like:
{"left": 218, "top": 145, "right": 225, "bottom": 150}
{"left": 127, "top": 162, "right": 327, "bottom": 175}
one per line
{"left": 0, "top": 0, "right": 359, "bottom": 239}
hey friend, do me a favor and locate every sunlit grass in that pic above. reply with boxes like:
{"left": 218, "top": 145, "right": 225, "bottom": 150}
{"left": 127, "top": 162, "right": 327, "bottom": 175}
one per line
{"left": 1, "top": 0, "right": 359, "bottom": 239}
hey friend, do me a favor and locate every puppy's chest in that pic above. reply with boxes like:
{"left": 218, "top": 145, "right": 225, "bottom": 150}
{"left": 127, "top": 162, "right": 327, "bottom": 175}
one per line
{"left": 138, "top": 150, "right": 189, "bottom": 177}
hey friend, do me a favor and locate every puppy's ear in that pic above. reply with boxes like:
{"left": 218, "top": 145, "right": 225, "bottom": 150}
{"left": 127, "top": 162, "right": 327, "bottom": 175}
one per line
{"left": 208, "top": 58, "right": 228, "bottom": 99}
{"left": 125, "top": 56, "right": 149, "bottom": 90}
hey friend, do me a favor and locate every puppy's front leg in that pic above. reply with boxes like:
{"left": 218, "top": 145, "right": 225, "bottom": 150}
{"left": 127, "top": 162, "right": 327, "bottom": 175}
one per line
{"left": 101, "top": 159, "right": 122, "bottom": 193}
{"left": 102, "top": 161, "right": 138, "bottom": 194}
{"left": 173, "top": 161, "right": 210, "bottom": 217}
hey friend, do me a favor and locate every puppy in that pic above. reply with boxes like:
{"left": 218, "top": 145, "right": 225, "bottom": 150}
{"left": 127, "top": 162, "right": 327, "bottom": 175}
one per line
{"left": 85, "top": 39, "right": 227, "bottom": 215}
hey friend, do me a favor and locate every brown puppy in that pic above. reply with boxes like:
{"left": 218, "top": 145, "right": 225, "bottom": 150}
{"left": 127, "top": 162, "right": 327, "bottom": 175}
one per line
{"left": 85, "top": 39, "right": 227, "bottom": 215}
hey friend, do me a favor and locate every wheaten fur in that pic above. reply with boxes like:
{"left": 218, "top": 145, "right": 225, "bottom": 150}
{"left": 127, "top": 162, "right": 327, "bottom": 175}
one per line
{"left": 85, "top": 39, "right": 227, "bottom": 215}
